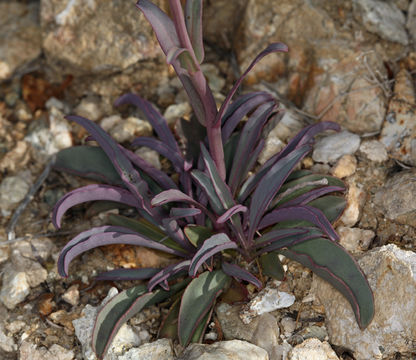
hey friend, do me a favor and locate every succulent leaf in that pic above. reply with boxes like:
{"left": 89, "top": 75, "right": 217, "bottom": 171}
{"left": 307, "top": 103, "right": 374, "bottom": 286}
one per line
{"left": 259, "top": 252, "right": 285, "bottom": 281}
{"left": 95, "top": 268, "right": 160, "bottom": 281}
{"left": 222, "top": 262, "right": 262, "bottom": 289}
{"left": 185, "top": 0, "right": 204, "bottom": 63}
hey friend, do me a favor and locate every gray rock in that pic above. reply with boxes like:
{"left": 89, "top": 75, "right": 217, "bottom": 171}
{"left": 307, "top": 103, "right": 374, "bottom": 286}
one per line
{"left": 12, "top": 237, "right": 55, "bottom": 262}
{"left": 216, "top": 303, "right": 279, "bottom": 358}
{"left": 313, "top": 244, "right": 416, "bottom": 360}
{"left": 0, "top": 264, "right": 30, "bottom": 310}
{"left": 109, "top": 116, "right": 153, "bottom": 143}
{"left": 374, "top": 170, "right": 416, "bottom": 226}
{"left": 163, "top": 102, "right": 191, "bottom": 127}
{"left": 6, "top": 320, "right": 26, "bottom": 334}
{"left": 0, "top": 323, "right": 16, "bottom": 353}
{"left": 41, "top": 0, "right": 164, "bottom": 75}
{"left": 337, "top": 227, "right": 374, "bottom": 254}
{"left": 118, "top": 339, "right": 174, "bottom": 360}
{"left": 312, "top": 131, "right": 361, "bottom": 164}
{"left": 100, "top": 115, "right": 122, "bottom": 132}
{"left": 408, "top": 0, "right": 416, "bottom": 46}
{"left": 74, "top": 96, "right": 104, "bottom": 122}
{"left": 288, "top": 338, "right": 339, "bottom": 360}
{"left": 201, "top": 63, "right": 226, "bottom": 94}
{"left": 178, "top": 340, "right": 269, "bottom": 360}
{"left": 0, "top": 2, "right": 41, "bottom": 80}
{"left": 19, "top": 341, "right": 74, "bottom": 360}
{"left": 62, "top": 284, "right": 80, "bottom": 306}
{"left": 0, "top": 246, "right": 9, "bottom": 266}
{"left": 135, "top": 147, "right": 162, "bottom": 170}
{"left": 359, "top": 140, "right": 388, "bottom": 163}
{"left": 0, "top": 173, "right": 31, "bottom": 216}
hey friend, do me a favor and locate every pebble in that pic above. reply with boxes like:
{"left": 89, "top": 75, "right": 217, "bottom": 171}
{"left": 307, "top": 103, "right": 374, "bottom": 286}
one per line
{"left": 109, "top": 116, "right": 153, "bottom": 143}
{"left": 178, "top": 340, "right": 268, "bottom": 360}
{"left": 118, "top": 339, "right": 174, "bottom": 360}
{"left": 0, "top": 246, "right": 10, "bottom": 265}
{"left": 339, "top": 178, "right": 366, "bottom": 227}
{"left": 281, "top": 317, "right": 297, "bottom": 337}
{"left": 0, "top": 265, "right": 30, "bottom": 310}
{"left": 163, "top": 102, "right": 191, "bottom": 127}
{"left": 74, "top": 96, "right": 104, "bottom": 122}
{"left": 312, "top": 131, "right": 361, "bottom": 164}
{"left": 0, "top": 323, "right": 16, "bottom": 353}
{"left": 12, "top": 237, "right": 55, "bottom": 262}
{"left": 0, "top": 172, "right": 31, "bottom": 215}
{"left": 62, "top": 284, "right": 80, "bottom": 307}
{"left": 359, "top": 140, "right": 388, "bottom": 162}
{"left": 19, "top": 341, "right": 74, "bottom": 360}
{"left": 0, "top": 140, "right": 31, "bottom": 173}
{"left": 258, "top": 136, "right": 285, "bottom": 165}
{"left": 408, "top": 0, "right": 416, "bottom": 45}
{"left": 330, "top": 154, "right": 357, "bottom": 178}
{"left": 201, "top": 63, "right": 226, "bottom": 93}
{"left": 288, "top": 338, "right": 339, "bottom": 360}
{"left": 6, "top": 320, "right": 26, "bottom": 334}
{"left": 100, "top": 115, "right": 122, "bottom": 132}
{"left": 135, "top": 147, "right": 162, "bottom": 170}
{"left": 337, "top": 226, "right": 374, "bottom": 253}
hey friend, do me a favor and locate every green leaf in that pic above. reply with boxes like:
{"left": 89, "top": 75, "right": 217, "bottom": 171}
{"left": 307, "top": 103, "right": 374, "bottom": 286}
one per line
{"left": 54, "top": 146, "right": 122, "bottom": 185}
{"left": 92, "top": 280, "right": 189, "bottom": 359}
{"left": 185, "top": 0, "right": 204, "bottom": 63}
{"left": 184, "top": 225, "right": 214, "bottom": 247}
{"left": 259, "top": 252, "right": 285, "bottom": 281}
{"left": 280, "top": 238, "right": 374, "bottom": 329}
{"left": 158, "top": 297, "right": 181, "bottom": 339}
{"left": 178, "top": 270, "right": 230, "bottom": 346}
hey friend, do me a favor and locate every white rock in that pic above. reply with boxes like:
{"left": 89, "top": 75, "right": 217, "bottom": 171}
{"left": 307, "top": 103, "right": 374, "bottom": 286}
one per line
{"left": 75, "top": 96, "right": 104, "bottom": 122}
{"left": 258, "top": 136, "right": 285, "bottom": 165}
{"left": 359, "top": 140, "right": 388, "bottom": 162}
{"left": 0, "top": 173, "right": 31, "bottom": 215}
{"left": 62, "top": 284, "right": 80, "bottom": 306}
{"left": 281, "top": 317, "right": 297, "bottom": 337}
{"left": 339, "top": 179, "right": 366, "bottom": 227}
{"left": 118, "top": 339, "right": 174, "bottom": 360}
{"left": 135, "top": 147, "right": 162, "bottom": 170}
{"left": 330, "top": 155, "right": 357, "bottom": 179}
{"left": 100, "top": 115, "right": 122, "bottom": 132}
{"left": 240, "top": 286, "right": 295, "bottom": 324}
{"left": 0, "top": 324, "right": 16, "bottom": 352}
{"left": 110, "top": 116, "right": 152, "bottom": 143}
{"left": 312, "top": 131, "right": 361, "bottom": 164}
{"left": 163, "top": 102, "right": 191, "bottom": 127}
{"left": 337, "top": 227, "right": 374, "bottom": 253}
{"left": 178, "top": 340, "right": 269, "bottom": 360}
{"left": 0, "top": 266, "right": 30, "bottom": 310}
{"left": 19, "top": 341, "right": 74, "bottom": 360}
{"left": 313, "top": 244, "right": 416, "bottom": 360}
{"left": 288, "top": 338, "right": 339, "bottom": 360}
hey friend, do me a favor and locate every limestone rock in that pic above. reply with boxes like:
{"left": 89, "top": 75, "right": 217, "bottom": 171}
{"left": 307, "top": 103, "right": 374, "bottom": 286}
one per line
{"left": 373, "top": 170, "right": 416, "bottom": 226}
{"left": 313, "top": 244, "right": 416, "bottom": 360}
{"left": 0, "top": 323, "right": 16, "bottom": 353}
{"left": 312, "top": 131, "right": 360, "bottom": 164}
{"left": 178, "top": 340, "right": 269, "bottom": 360}
{"left": 339, "top": 178, "right": 366, "bottom": 227}
{"left": 408, "top": 0, "right": 416, "bottom": 47}
{"left": 359, "top": 140, "right": 388, "bottom": 163}
{"left": 337, "top": 226, "right": 374, "bottom": 254}
{"left": 118, "top": 339, "right": 174, "bottom": 360}
{"left": 288, "top": 338, "right": 339, "bottom": 360}
{"left": 109, "top": 116, "right": 152, "bottom": 143}
{"left": 19, "top": 341, "right": 74, "bottom": 360}
{"left": 0, "top": 264, "right": 30, "bottom": 310}
{"left": 0, "top": 2, "right": 41, "bottom": 80}
{"left": 330, "top": 155, "right": 357, "bottom": 179}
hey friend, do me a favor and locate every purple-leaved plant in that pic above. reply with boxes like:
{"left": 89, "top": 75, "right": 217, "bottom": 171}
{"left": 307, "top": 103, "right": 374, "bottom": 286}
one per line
{"left": 52, "top": 1, "right": 374, "bottom": 358}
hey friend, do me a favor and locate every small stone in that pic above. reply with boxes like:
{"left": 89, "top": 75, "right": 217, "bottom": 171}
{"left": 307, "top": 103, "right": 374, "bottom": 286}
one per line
{"left": 288, "top": 338, "right": 339, "bottom": 360}
{"left": 74, "top": 96, "right": 104, "bottom": 122}
{"left": 258, "top": 136, "right": 285, "bottom": 165}
{"left": 408, "top": 0, "right": 416, "bottom": 45}
{"left": 12, "top": 237, "right": 54, "bottom": 262}
{"left": 297, "top": 325, "right": 328, "bottom": 342}
{"left": 100, "top": 115, "right": 122, "bottom": 132}
{"left": 359, "top": 140, "right": 388, "bottom": 162}
{"left": 0, "top": 324, "right": 16, "bottom": 352}
{"left": 330, "top": 155, "right": 357, "bottom": 179}
{"left": 337, "top": 226, "right": 374, "bottom": 253}
{"left": 0, "top": 140, "right": 31, "bottom": 173}
{"left": 19, "top": 341, "right": 74, "bottom": 360}
{"left": 0, "top": 266, "right": 30, "bottom": 310}
{"left": 0, "top": 246, "right": 10, "bottom": 265}
{"left": 339, "top": 179, "right": 366, "bottom": 227}
{"left": 38, "top": 294, "right": 55, "bottom": 316}
{"left": 272, "top": 341, "right": 293, "bottom": 360}
{"left": 201, "top": 63, "right": 226, "bottom": 93}
{"left": 135, "top": 147, "right": 162, "bottom": 170}
{"left": 62, "top": 284, "right": 80, "bottom": 306}
{"left": 118, "top": 339, "right": 174, "bottom": 360}
{"left": 178, "top": 340, "right": 268, "bottom": 360}
{"left": 240, "top": 285, "right": 295, "bottom": 324}
{"left": 312, "top": 131, "right": 360, "bottom": 164}
{"left": 281, "top": 317, "right": 297, "bottom": 337}
{"left": 0, "top": 173, "right": 31, "bottom": 215}
{"left": 110, "top": 116, "right": 153, "bottom": 143}
{"left": 49, "top": 310, "right": 77, "bottom": 332}
{"left": 163, "top": 102, "right": 191, "bottom": 127}
{"left": 6, "top": 320, "right": 26, "bottom": 334}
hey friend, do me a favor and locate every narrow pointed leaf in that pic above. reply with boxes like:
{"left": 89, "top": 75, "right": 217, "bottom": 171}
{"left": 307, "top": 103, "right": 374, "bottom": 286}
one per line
{"left": 189, "top": 234, "right": 237, "bottom": 277}
{"left": 216, "top": 43, "right": 288, "bottom": 125}
{"left": 248, "top": 144, "right": 312, "bottom": 241}
{"left": 185, "top": 0, "right": 204, "bottom": 63}
{"left": 53, "top": 184, "right": 138, "bottom": 228}
{"left": 258, "top": 205, "right": 339, "bottom": 241}
{"left": 148, "top": 260, "right": 191, "bottom": 291}
{"left": 92, "top": 280, "right": 189, "bottom": 359}
{"left": 222, "top": 262, "right": 262, "bottom": 289}
{"left": 255, "top": 228, "right": 309, "bottom": 247}
{"left": 280, "top": 237, "right": 374, "bottom": 329}
{"left": 279, "top": 186, "right": 345, "bottom": 208}
{"left": 191, "top": 170, "right": 223, "bottom": 214}
{"left": 162, "top": 218, "right": 194, "bottom": 252}
{"left": 158, "top": 296, "right": 181, "bottom": 339}
{"left": 54, "top": 146, "right": 122, "bottom": 185}
{"left": 259, "top": 252, "right": 285, "bottom": 281}
{"left": 170, "top": 207, "right": 201, "bottom": 219}
{"left": 217, "top": 205, "right": 247, "bottom": 224}
{"left": 178, "top": 270, "right": 230, "bottom": 346}
{"left": 95, "top": 268, "right": 160, "bottom": 281}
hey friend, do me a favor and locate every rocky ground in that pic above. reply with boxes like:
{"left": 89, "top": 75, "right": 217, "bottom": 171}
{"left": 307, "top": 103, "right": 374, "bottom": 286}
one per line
{"left": 1, "top": 0, "right": 416, "bottom": 359}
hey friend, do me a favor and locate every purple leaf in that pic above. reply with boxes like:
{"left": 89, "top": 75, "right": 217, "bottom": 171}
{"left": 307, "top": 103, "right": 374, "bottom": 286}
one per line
{"left": 185, "top": 0, "right": 204, "bottom": 63}
{"left": 222, "top": 262, "right": 262, "bottom": 289}
{"left": 115, "top": 93, "right": 180, "bottom": 153}
{"left": 162, "top": 218, "right": 194, "bottom": 252}
{"left": 221, "top": 92, "right": 274, "bottom": 141}
{"left": 258, "top": 205, "right": 339, "bottom": 241}
{"left": 247, "top": 145, "right": 312, "bottom": 242}
{"left": 52, "top": 184, "right": 139, "bottom": 228}
{"left": 148, "top": 260, "right": 191, "bottom": 291}
{"left": 170, "top": 207, "right": 201, "bottom": 219}
{"left": 58, "top": 226, "right": 188, "bottom": 277}
{"left": 217, "top": 205, "right": 247, "bottom": 224}
{"left": 216, "top": 43, "right": 288, "bottom": 125}
{"left": 66, "top": 115, "right": 151, "bottom": 214}
{"left": 95, "top": 268, "right": 160, "bottom": 281}
{"left": 189, "top": 233, "right": 237, "bottom": 277}
{"left": 191, "top": 170, "right": 223, "bottom": 215}
{"left": 281, "top": 186, "right": 345, "bottom": 207}
{"left": 255, "top": 228, "right": 309, "bottom": 247}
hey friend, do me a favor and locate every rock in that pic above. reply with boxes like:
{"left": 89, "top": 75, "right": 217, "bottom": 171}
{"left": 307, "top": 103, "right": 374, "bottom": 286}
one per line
{"left": 0, "top": 323, "right": 16, "bottom": 353}
{"left": 6, "top": 320, "right": 27, "bottom": 334}
{"left": 0, "top": 2, "right": 41, "bottom": 80}
{"left": 0, "top": 172, "right": 31, "bottom": 216}
{"left": 19, "top": 341, "right": 74, "bottom": 360}
{"left": 100, "top": 115, "right": 122, "bottom": 132}
{"left": 109, "top": 116, "right": 153, "bottom": 143}
{"left": 0, "top": 265, "right": 30, "bottom": 310}
{"left": 373, "top": 170, "right": 416, "bottom": 226}
{"left": 273, "top": 341, "right": 293, "bottom": 360}
{"left": 118, "top": 339, "right": 174, "bottom": 360}
{"left": 339, "top": 178, "right": 366, "bottom": 227}
{"left": 240, "top": 284, "right": 295, "bottom": 324}
{"left": 216, "top": 303, "right": 280, "bottom": 358}
{"left": 337, "top": 227, "right": 374, "bottom": 253}
{"left": 74, "top": 96, "right": 104, "bottom": 122}
{"left": 201, "top": 63, "right": 226, "bottom": 94}
{"left": 312, "top": 131, "right": 360, "bottom": 164}
{"left": 379, "top": 68, "right": 416, "bottom": 165}
{"left": 0, "top": 140, "right": 31, "bottom": 173}
{"left": 41, "top": 0, "right": 164, "bottom": 76}
{"left": 178, "top": 340, "right": 269, "bottom": 360}
{"left": 62, "top": 285, "right": 80, "bottom": 306}
{"left": 12, "top": 237, "right": 55, "bottom": 262}
{"left": 297, "top": 326, "right": 329, "bottom": 342}
{"left": 330, "top": 155, "right": 357, "bottom": 179}
{"left": 73, "top": 287, "right": 142, "bottom": 360}
{"left": 0, "top": 246, "right": 10, "bottom": 266}
{"left": 313, "top": 244, "right": 416, "bottom": 360}
{"left": 163, "top": 102, "right": 191, "bottom": 127}
{"left": 135, "top": 147, "right": 162, "bottom": 170}
{"left": 288, "top": 338, "right": 339, "bottom": 360}
{"left": 358, "top": 140, "right": 388, "bottom": 162}
{"left": 408, "top": 0, "right": 416, "bottom": 47}
{"left": 352, "top": 0, "right": 408, "bottom": 45}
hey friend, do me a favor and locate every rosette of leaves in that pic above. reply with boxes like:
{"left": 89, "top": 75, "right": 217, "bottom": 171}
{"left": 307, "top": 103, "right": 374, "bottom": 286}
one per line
{"left": 52, "top": 1, "right": 374, "bottom": 358}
